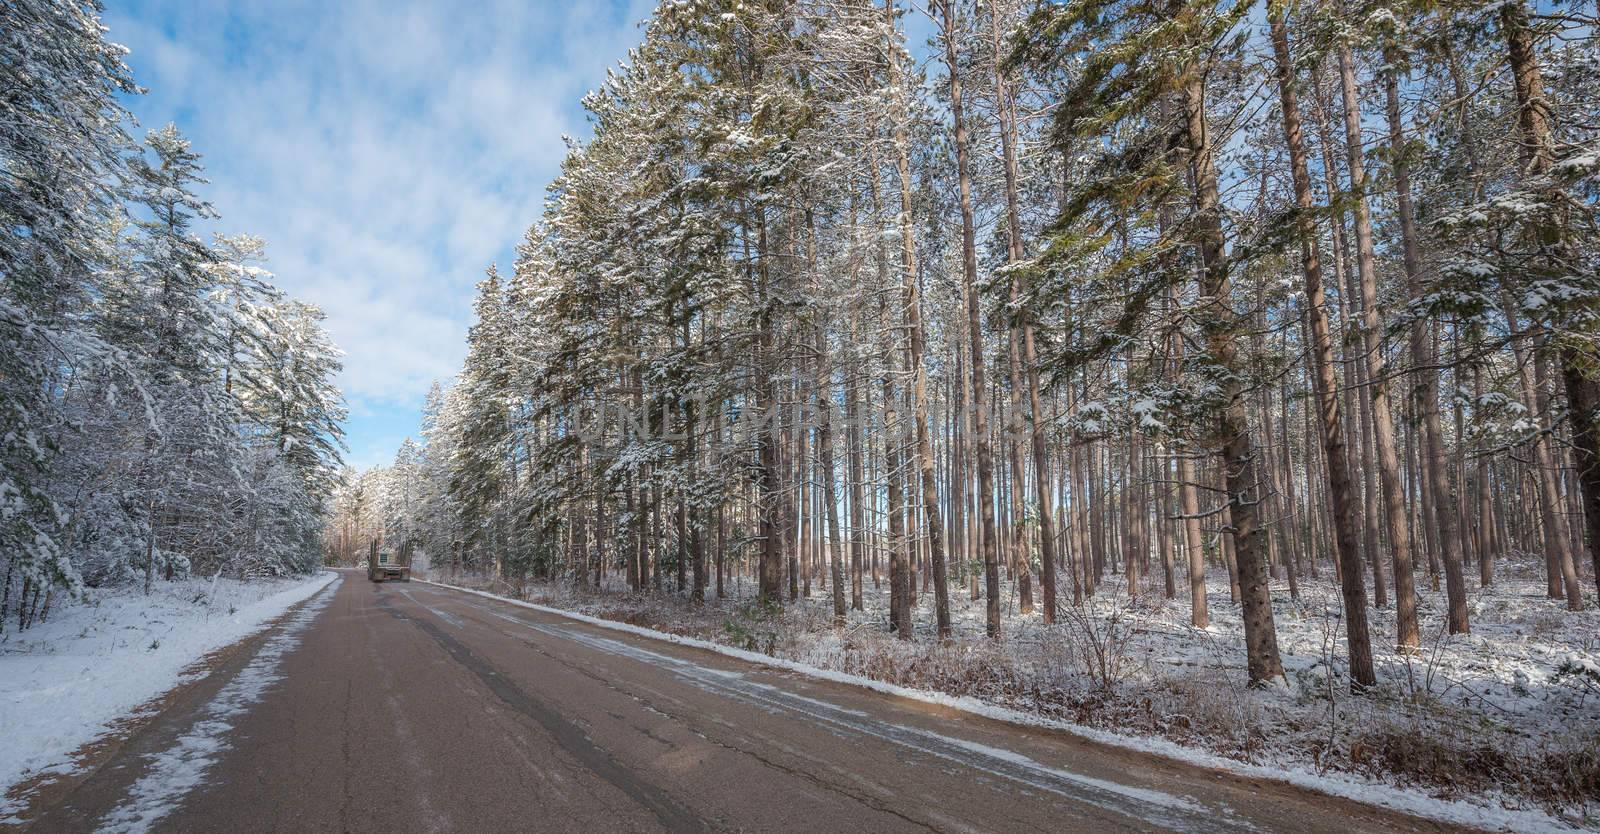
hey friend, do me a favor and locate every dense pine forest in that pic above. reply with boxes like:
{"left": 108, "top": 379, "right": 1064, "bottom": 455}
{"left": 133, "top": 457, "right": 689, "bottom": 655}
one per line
{"left": 330, "top": 3, "right": 1600, "bottom": 802}
{"left": 2, "top": 0, "right": 346, "bottom": 628}
{"left": 348, "top": 0, "right": 1600, "bottom": 808}
{"left": 9, "top": 0, "right": 1600, "bottom": 823}
{"left": 3, "top": 0, "right": 1596, "bottom": 817}
{"left": 341, "top": 0, "right": 1598, "bottom": 675}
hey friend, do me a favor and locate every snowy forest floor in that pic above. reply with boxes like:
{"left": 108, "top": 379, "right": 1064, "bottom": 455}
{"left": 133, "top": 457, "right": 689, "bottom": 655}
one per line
{"left": 437, "top": 562, "right": 1600, "bottom": 829}
{"left": 0, "top": 570, "right": 336, "bottom": 820}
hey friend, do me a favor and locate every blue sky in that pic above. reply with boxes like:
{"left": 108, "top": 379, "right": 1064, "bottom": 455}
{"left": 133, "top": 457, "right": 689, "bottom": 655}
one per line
{"left": 105, "top": 0, "right": 658, "bottom": 470}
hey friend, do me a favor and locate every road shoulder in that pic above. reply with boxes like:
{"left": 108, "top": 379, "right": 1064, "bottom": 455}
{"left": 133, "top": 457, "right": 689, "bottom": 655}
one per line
{"left": 1, "top": 571, "right": 339, "bottom": 829}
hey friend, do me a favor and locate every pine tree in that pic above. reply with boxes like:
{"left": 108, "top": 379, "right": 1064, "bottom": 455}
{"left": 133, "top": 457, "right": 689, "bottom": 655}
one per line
{"left": 1, "top": 0, "right": 138, "bottom": 599}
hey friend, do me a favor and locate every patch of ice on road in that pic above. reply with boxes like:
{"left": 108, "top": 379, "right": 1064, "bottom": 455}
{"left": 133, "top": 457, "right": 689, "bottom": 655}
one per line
{"left": 0, "top": 571, "right": 339, "bottom": 820}
{"left": 394, "top": 586, "right": 463, "bottom": 628}
{"left": 738, "top": 681, "right": 871, "bottom": 718}
{"left": 924, "top": 733, "right": 1202, "bottom": 813}
{"left": 91, "top": 575, "right": 340, "bottom": 834}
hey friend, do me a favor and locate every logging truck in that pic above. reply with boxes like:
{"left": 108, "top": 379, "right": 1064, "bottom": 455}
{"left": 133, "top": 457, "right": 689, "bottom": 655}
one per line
{"left": 367, "top": 539, "right": 412, "bottom": 582}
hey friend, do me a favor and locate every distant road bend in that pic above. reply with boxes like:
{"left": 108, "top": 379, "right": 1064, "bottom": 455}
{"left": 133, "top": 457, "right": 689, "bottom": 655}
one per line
{"left": 25, "top": 570, "right": 1465, "bottom": 833}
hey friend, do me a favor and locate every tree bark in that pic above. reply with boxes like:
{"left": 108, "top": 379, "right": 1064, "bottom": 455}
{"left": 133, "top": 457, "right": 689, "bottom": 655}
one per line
{"left": 936, "top": 0, "right": 1001, "bottom": 638}
{"left": 1377, "top": 57, "right": 1445, "bottom": 644}
{"left": 814, "top": 325, "right": 847, "bottom": 624}
{"left": 1270, "top": 6, "right": 1374, "bottom": 688}
{"left": 1501, "top": 0, "right": 1600, "bottom": 604}
{"left": 754, "top": 207, "right": 784, "bottom": 604}
{"left": 1182, "top": 56, "right": 1283, "bottom": 684}
{"left": 1337, "top": 36, "right": 1428, "bottom": 643}
{"left": 887, "top": 0, "right": 951, "bottom": 635}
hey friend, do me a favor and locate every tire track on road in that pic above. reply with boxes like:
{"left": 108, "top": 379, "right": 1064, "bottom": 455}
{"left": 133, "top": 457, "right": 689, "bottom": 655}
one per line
{"left": 372, "top": 591, "right": 706, "bottom": 833}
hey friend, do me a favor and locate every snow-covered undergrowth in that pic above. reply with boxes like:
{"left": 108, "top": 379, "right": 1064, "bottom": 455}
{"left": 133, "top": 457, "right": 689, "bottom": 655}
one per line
{"left": 0, "top": 570, "right": 337, "bottom": 815}
{"left": 440, "top": 565, "right": 1600, "bottom": 829}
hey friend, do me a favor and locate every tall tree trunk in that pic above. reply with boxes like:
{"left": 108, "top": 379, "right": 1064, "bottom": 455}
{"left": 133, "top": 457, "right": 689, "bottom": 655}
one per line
{"left": 1182, "top": 54, "right": 1283, "bottom": 684}
{"left": 937, "top": 0, "right": 1000, "bottom": 637}
{"left": 1066, "top": 367, "right": 1088, "bottom": 604}
{"left": 1178, "top": 448, "right": 1207, "bottom": 627}
{"left": 754, "top": 207, "right": 784, "bottom": 605}
{"left": 846, "top": 315, "right": 867, "bottom": 610}
{"left": 682, "top": 321, "right": 704, "bottom": 602}
{"left": 1270, "top": 7, "right": 1374, "bottom": 687}
{"left": 1501, "top": 0, "right": 1600, "bottom": 603}
{"left": 1472, "top": 363, "right": 1496, "bottom": 586}
{"left": 886, "top": 1, "right": 951, "bottom": 635}
{"left": 815, "top": 325, "right": 847, "bottom": 624}
{"left": 1007, "top": 336, "right": 1033, "bottom": 613}
{"left": 1310, "top": 69, "right": 1375, "bottom": 583}
{"left": 1177, "top": 55, "right": 1286, "bottom": 678}
{"left": 1168, "top": 289, "right": 1208, "bottom": 625}
{"left": 1375, "top": 57, "right": 1443, "bottom": 645}
{"left": 990, "top": 32, "right": 1062, "bottom": 620}
{"left": 1337, "top": 37, "right": 1428, "bottom": 644}
{"left": 795, "top": 366, "right": 809, "bottom": 601}
{"left": 1156, "top": 448, "right": 1176, "bottom": 599}
{"left": 1125, "top": 400, "right": 1143, "bottom": 600}
{"left": 990, "top": 0, "right": 1036, "bottom": 618}
{"left": 881, "top": 351, "right": 910, "bottom": 637}
{"left": 869, "top": 153, "right": 912, "bottom": 636}
{"left": 1508, "top": 307, "right": 1584, "bottom": 606}
{"left": 952, "top": 331, "right": 969, "bottom": 595}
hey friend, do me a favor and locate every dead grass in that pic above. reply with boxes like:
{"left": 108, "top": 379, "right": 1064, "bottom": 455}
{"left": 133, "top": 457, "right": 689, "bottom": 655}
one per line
{"left": 1336, "top": 723, "right": 1600, "bottom": 812}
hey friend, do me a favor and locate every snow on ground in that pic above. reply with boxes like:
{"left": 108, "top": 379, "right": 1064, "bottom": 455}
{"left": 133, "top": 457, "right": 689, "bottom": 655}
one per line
{"left": 0, "top": 570, "right": 337, "bottom": 816}
{"left": 95, "top": 576, "right": 341, "bottom": 834}
{"left": 435, "top": 562, "right": 1600, "bottom": 830}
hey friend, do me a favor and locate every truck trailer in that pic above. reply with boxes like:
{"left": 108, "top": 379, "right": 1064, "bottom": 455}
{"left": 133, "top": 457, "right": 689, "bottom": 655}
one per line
{"left": 367, "top": 539, "right": 412, "bottom": 582}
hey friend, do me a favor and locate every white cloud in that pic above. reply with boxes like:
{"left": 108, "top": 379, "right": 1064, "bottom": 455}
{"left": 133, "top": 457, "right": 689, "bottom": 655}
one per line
{"left": 104, "top": 0, "right": 654, "bottom": 463}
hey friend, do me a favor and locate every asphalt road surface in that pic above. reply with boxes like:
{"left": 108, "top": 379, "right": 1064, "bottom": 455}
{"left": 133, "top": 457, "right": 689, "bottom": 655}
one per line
{"left": 23, "top": 570, "right": 1470, "bottom": 833}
